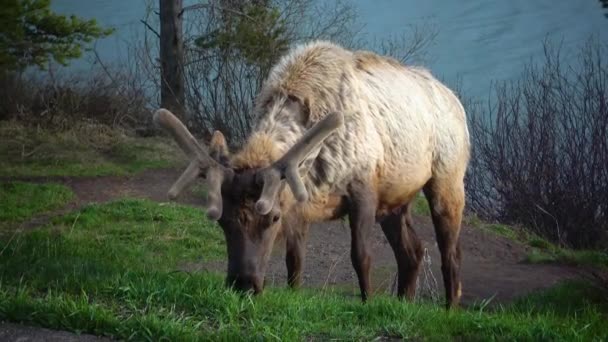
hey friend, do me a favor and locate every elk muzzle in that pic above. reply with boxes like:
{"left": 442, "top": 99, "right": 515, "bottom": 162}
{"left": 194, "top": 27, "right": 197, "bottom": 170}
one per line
{"left": 226, "top": 273, "right": 265, "bottom": 294}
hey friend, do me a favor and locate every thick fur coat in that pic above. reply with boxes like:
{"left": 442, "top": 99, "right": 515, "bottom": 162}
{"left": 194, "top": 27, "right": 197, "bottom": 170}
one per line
{"left": 230, "top": 40, "right": 470, "bottom": 222}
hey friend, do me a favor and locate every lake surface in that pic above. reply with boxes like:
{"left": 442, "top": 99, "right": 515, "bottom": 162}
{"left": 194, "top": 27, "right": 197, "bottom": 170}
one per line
{"left": 51, "top": 0, "right": 608, "bottom": 101}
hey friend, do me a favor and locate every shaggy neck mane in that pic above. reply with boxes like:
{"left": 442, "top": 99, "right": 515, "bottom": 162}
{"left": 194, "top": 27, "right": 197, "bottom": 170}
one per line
{"left": 229, "top": 40, "right": 353, "bottom": 173}
{"left": 230, "top": 132, "right": 283, "bottom": 170}
{"left": 231, "top": 94, "right": 307, "bottom": 171}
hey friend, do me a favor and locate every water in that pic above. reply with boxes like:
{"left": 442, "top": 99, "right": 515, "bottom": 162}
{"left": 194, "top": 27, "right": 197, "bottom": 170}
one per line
{"left": 50, "top": 0, "right": 608, "bottom": 101}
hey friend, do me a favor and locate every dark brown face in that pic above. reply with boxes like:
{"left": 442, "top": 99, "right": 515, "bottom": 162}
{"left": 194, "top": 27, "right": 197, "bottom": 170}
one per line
{"left": 153, "top": 108, "right": 343, "bottom": 295}
{"left": 217, "top": 170, "right": 283, "bottom": 294}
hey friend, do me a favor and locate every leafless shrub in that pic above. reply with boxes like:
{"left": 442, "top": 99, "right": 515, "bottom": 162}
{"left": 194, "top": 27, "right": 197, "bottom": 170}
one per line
{"left": 366, "top": 22, "right": 439, "bottom": 65}
{"left": 2, "top": 0, "right": 437, "bottom": 145}
{"left": 0, "top": 64, "right": 152, "bottom": 131}
{"left": 181, "top": 0, "right": 362, "bottom": 144}
{"left": 466, "top": 36, "right": 608, "bottom": 249}
{"left": 136, "top": 0, "right": 437, "bottom": 145}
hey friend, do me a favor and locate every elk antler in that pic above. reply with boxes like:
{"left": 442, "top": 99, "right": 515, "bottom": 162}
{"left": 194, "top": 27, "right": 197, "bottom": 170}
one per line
{"left": 153, "top": 108, "right": 233, "bottom": 220}
{"left": 254, "top": 111, "right": 344, "bottom": 215}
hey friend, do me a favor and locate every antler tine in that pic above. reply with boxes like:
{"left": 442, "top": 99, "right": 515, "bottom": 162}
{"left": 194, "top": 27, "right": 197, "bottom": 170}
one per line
{"left": 204, "top": 166, "right": 226, "bottom": 221}
{"left": 153, "top": 108, "right": 232, "bottom": 220}
{"left": 167, "top": 159, "right": 200, "bottom": 200}
{"left": 255, "top": 111, "right": 344, "bottom": 215}
{"left": 153, "top": 109, "right": 208, "bottom": 161}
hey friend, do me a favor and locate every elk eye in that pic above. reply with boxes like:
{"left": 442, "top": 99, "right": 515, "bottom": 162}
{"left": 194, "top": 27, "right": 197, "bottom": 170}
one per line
{"left": 272, "top": 212, "right": 281, "bottom": 223}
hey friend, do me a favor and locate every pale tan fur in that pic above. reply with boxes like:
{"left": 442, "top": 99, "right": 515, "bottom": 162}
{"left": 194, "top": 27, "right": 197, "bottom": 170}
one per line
{"left": 228, "top": 40, "right": 470, "bottom": 225}
{"left": 198, "top": 40, "right": 470, "bottom": 307}
{"left": 209, "top": 131, "right": 227, "bottom": 152}
{"left": 232, "top": 133, "right": 282, "bottom": 170}
{"left": 354, "top": 50, "right": 405, "bottom": 71}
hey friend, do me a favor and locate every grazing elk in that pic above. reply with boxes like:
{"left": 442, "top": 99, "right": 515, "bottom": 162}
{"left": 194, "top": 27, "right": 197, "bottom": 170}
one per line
{"left": 154, "top": 40, "right": 470, "bottom": 309}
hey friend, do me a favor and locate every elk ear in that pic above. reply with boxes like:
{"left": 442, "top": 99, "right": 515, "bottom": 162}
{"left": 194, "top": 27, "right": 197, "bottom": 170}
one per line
{"left": 153, "top": 109, "right": 233, "bottom": 221}
{"left": 286, "top": 94, "right": 310, "bottom": 125}
{"left": 209, "top": 130, "right": 231, "bottom": 166}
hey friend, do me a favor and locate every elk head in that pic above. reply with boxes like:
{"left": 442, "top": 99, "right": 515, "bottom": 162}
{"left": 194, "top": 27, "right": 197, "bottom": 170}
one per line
{"left": 153, "top": 108, "right": 343, "bottom": 294}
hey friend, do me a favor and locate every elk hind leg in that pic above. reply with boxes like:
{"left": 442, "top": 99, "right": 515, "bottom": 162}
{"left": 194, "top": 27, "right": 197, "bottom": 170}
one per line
{"left": 423, "top": 177, "right": 465, "bottom": 309}
{"left": 380, "top": 203, "right": 423, "bottom": 300}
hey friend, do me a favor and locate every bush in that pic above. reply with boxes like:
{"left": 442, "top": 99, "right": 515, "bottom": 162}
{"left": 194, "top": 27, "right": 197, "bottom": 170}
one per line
{"left": 466, "top": 37, "right": 608, "bottom": 249}
{"left": 0, "top": 69, "right": 151, "bottom": 131}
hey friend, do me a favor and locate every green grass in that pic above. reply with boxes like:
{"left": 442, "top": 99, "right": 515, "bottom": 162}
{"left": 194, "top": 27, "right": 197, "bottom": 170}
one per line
{"left": 469, "top": 219, "right": 608, "bottom": 270}
{"left": 1, "top": 280, "right": 605, "bottom": 341}
{"left": 482, "top": 223, "right": 520, "bottom": 241}
{"left": 526, "top": 248, "right": 608, "bottom": 269}
{"left": 0, "top": 181, "right": 74, "bottom": 222}
{"left": 0, "top": 120, "right": 187, "bottom": 177}
{"left": 412, "top": 192, "right": 431, "bottom": 216}
{"left": 0, "top": 199, "right": 606, "bottom": 340}
{"left": 508, "top": 280, "right": 608, "bottom": 317}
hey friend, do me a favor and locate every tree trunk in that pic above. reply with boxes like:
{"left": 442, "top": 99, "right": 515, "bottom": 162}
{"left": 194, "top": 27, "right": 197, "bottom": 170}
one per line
{"left": 159, "top": 0, "right": 186, "bottom": 121}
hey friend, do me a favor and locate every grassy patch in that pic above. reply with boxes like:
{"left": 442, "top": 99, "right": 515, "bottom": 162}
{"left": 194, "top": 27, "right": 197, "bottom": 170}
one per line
{"left": 0, "top": 276, "right": 606, "bottom": 341}
{"left": 0, "top": 120, "right": 187, "bottom": 177}
{"left": 526, "top": 248, "right": 608, "bottom": 269}
{"left": 0, "top": 182, "right": 74, "bottom": 222}
{"left": 469, "top": 218, "right": 608, "bottom": 269}
{"left": 483, "top": 223, "right": 519, "bottom": 241}
{"left": 0, "top": 200, "right": 606, "bottom": 340}
{"left": 508, "top": 280, "right": 608, "bottom": 318}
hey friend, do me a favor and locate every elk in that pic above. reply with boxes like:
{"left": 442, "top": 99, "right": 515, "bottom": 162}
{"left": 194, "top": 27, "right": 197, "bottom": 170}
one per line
{"left": 154, "top": 40, "right": 470, "bottom": 309}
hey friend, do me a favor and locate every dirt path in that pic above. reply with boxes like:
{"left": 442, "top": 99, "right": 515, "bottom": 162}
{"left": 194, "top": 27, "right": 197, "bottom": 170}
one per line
{"left": 10, "top": 167, "right": 586, "bottom": 304}
{"left": 276, "top": 217, "right": 583, "bottom": 304}
{"left": 0, "top": 322, "right": 112, "bottom": 342}
{"left": 9, "top": 168, "right": 587, "bottom": 303}
{"left": 0, "top": 168, "right": 590, "bottom": 340}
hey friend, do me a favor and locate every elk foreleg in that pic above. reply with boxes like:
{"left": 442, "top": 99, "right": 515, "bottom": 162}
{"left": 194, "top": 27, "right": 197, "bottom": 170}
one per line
{"left": 347, "top": 179, "right": 377, "bottom": 302}
{"left": 284, "top": 219, "right": 309, "bottom": 288}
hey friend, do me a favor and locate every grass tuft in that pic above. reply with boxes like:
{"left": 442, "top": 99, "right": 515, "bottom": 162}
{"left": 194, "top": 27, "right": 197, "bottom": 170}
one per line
{"left": 0, "top": 182, "right": 74, "bottom": 222}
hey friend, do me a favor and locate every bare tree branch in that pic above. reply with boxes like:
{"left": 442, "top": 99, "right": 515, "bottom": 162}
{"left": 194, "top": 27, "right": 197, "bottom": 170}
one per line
{"left": 181, "top": 3, "right": 256, "bottom": 21}
{"left": 140, "top": 19, "right": 160, "bottom": 39}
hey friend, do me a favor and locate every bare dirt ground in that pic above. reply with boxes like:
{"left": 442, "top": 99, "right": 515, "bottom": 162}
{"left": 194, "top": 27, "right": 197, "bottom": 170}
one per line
{"left": 0, "top": 322, "right": 112, "bottom": 342}
{"left": 1, "top": 167, "right": 593, "bottom": 341}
